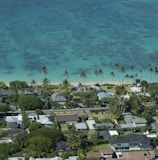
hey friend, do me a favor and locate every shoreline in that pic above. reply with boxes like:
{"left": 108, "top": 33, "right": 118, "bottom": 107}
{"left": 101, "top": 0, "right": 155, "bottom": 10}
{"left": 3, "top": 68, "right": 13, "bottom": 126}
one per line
{"left": 3, "top": 80, "right": 132, "bottom": 87}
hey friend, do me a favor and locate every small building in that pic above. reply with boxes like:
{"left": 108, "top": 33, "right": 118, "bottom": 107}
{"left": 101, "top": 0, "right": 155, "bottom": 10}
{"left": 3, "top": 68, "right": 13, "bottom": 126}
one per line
{"left": 6, "top": 114, "right": 22, "bottom": 128}
{"left": 29, "top": 156, "right": 62, "bottom": 160}
{"left": 51, "top": 92, "right": 67, "bottom": 104}
{"left": 97, "top": 92, "right": 112, "bottom": 100}
{"left": 55, "top": 114, "right": 79, "bottom": 123}
{"left": 28, "top": 114, "right": 53, "bottom": 127}
{"left": 109, "top": 130, "right": 119, "bottom": 136}
{"left": 8, "top": 157, "right": 25, "bottom": 160}
{"left": 75, "top": 122, "right": 87, "bottom": 130}
{"left": 86, "top": 119, "right": 96, "bottom": 130}
{"left": 65, "top": 156, "right": 79, "bottom": 160}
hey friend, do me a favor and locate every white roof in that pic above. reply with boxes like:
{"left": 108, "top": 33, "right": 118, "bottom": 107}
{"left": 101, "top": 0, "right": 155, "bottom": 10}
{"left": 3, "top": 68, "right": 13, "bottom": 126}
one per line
{"left": 6, "top": 114, "right": 22, "bottom": 123}
{"left": 109, "top": 130, "right": 119, "bottom": 136}
{"left": 29, "top": 115, "right": 53, "bottom": 125}
{"left": 65, "top": 156, "right": 79, "bottom": 160}
{"left": 75, "top": 122, "right": 87, "bottom": 130}
{"left": 97, "top": 92, "right": 111, "bottom": 100}
{"left": 0, "top": 138, "right": 13, "bottom": 144}
{"left": 130, "top": 86, "right": 142, "bottom": 93}
{"left": 90, "top": 85, "right": 100, "bottom": 91}
{"left": 31, "top": 157, "right": 62, "bottom": 160}
{"left": 86, "top": 119, "right": 96, "bottom": 130}
{"left": 8, "top": 157, "right": 25, "bottom": 160}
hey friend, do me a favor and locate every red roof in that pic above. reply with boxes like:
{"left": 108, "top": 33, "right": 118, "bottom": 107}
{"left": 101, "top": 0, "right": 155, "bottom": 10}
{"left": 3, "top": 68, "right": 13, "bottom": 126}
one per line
{"left": 86, "top": 152, "right": 101, "bottom": 158}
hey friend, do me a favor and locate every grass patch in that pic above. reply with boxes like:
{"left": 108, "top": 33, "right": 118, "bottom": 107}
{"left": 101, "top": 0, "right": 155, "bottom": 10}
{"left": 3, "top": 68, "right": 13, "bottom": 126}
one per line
{"left": 91, "top": 143, "right": 110, "bottom": 152}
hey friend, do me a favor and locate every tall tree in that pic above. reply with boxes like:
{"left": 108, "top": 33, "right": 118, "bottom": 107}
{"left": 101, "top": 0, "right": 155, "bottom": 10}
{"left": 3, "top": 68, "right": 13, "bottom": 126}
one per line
{"left": 63, "top": 70, "right": 69, "bottom": 79}
{"left": 98, "top": 69, "right": 104, "bottom": 84}
{"left": 120, "top": 66, "right": 126, "bottom": 84}
{"left": 94, "top": 70, "right": 99, "bottom": 83}
{"left": 110, "top": 71, "right": 115, "bottom": 84}
{"left": 42, "top": 78, "right": 50, "bottom": 109}
{"left": 42, "top": 66, "right": 48, "bottom": 79}
{"left": 80, "top": 71, "right": 87, "bottom": 86}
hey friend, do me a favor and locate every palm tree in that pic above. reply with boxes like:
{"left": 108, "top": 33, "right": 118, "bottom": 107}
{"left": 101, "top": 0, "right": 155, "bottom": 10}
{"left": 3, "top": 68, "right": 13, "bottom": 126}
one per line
{"left": 110, "top": 72, "right": 115, "bottom": 84}
{"left": 98, "top": 69, "right": 104, "bottom": 84}
{"left": 80, "top": 71, "right": 87, "bottom": 86}
{"left": 42, "top": 66, "right": 48, "bottom": 79}
{"left": 41, "top": 66, "right": 49, "bottom": 109}
{"left": 125, "top": 74, "right": 129, "bottom": 84}
{"left": 115, "top": 63, "right": 120, "bottom": 70}
{"left": 63, "top": 70, "right": 69, "bottom": 79}
{"left": 42, "top": 78, "right": 50, "bottom": 109}
{"left": 139, "top": 69, "right": 142, "bottom": 80}
{"left": 31, "top": 79, "right": 36, "bottom": 87}
{"left": 120, "top": 66, "right": 126, "bottom": 84}
{"left": 94, "top": 70, "right": 99, "bottom": 83}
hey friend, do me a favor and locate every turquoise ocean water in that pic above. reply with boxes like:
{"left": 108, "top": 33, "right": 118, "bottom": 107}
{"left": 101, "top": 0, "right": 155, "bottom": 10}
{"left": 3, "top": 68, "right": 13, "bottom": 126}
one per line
{"left": 0, "top": 0, "right": 158, "bottom": 84}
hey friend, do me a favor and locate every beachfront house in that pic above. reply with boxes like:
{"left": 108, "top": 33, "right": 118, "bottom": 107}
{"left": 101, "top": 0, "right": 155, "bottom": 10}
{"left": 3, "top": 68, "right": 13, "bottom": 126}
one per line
{"left": 51, "top": 92, "right": 67, "bottom": 104}
{"left": 97, "top": 92, "right": 112, "bottom": 101}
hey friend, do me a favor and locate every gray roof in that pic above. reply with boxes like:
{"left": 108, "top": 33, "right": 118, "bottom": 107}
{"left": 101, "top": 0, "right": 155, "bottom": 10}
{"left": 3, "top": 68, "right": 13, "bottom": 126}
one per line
{"left": 97, "top": 92, "right": 111, "bottom": 100}
{"left": 75, "top": 122, "right": 87, "bottom": 130}
{"left": 55, "top": 114, "right": 79, "bottom": 123}
{"left": 124, "top": 115, "right": 147, "bottom": 124}
{"left": 51, "top": 92, "right": 67, "bottom": 102}
{"left": 109, "top": 135, "right": 151, "bottom": 149}
{"left": 99, "top": 130, "right": 110, "bottom": 139}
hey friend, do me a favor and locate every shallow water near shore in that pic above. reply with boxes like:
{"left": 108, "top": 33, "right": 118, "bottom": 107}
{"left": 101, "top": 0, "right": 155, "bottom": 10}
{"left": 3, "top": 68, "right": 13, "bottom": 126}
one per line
{"left": 0, "top": 0, "right": 158, "bottom": 84}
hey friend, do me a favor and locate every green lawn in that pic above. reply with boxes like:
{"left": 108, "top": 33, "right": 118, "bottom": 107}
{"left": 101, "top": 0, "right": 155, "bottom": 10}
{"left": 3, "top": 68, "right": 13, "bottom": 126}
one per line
{"left": 90, "top": 143, "right": 110, "bottom": 152}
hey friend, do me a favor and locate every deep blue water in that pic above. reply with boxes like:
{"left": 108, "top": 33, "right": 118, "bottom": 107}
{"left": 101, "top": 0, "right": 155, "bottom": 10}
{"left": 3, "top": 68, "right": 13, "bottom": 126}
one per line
{"left": 0, "top": 0, "right": 158, "bottom": 84}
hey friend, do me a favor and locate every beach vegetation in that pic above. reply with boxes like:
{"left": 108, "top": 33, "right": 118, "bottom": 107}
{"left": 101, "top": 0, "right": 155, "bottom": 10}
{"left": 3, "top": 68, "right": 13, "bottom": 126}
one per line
{"left": 9, "top": 80, "right": 28, "bottom": 90}
{"left": 18, "top": 95, "right": 41, "bottom": 110}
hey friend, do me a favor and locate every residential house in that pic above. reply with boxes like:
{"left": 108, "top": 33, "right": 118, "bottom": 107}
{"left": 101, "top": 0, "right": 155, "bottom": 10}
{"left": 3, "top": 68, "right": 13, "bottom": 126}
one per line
{"left": 8, "top": 157, "right": 25, "bottom": 160}
{"left": 98, "top": 130, "right": 111, "bottom": 139}
{"left": 97, "top": 92, "right": 112, "bottom": 101}
{"left": 51, "top": 92, "right": 67, "bottom": 104}
{"left": 55, "top": 114, "right": 80, "bottom": 123}
{"left": 0, "top": 88, "right": 15, "bottom": 96}
{"left": 120, "top": 113, "right": 147, "bottom": 129}
{"left": 86, "top": 118, "right": 96, "bottom": 130}
{"left": 90, "top": 85, "right": 100, "bottom": 91}
{"left": 28, "top": 114, "right": 53, "bottom": 127}
{"left": 71, "top": 87, "right": 85, "bottom": 94}
{"left": 75, "top": 122, "right": 87, "bottom": 130}
{"left": 109, "top": 130, "right": 119, "bottom": 136}
{"left": 65, "top": 156, "right": 79, "bottom": 160}
{"left": 72, "top": 98, "right": 84, "bottom": 108}
{"left": 0, "top": 138, "right": 12, "bottom": 144}
{"left": 95, "top": 123, "right": 114, "bottom": 130}
{"left": 55, "top": 140, "right": 71, "bottom": 152}
{"left": 109, "top": 135, "right": 152, "bottom": 151}
{"left": 6, "top": 114, "right": 22, "bottom": 128}
{"left": 29, "top": 156, "right": 62, "bottom": 160}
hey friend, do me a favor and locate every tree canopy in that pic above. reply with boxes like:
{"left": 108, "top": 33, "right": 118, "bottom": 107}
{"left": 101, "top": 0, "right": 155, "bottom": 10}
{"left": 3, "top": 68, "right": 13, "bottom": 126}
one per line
{"left": 18, "top": 95, "right": 41, "bottom": 110}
